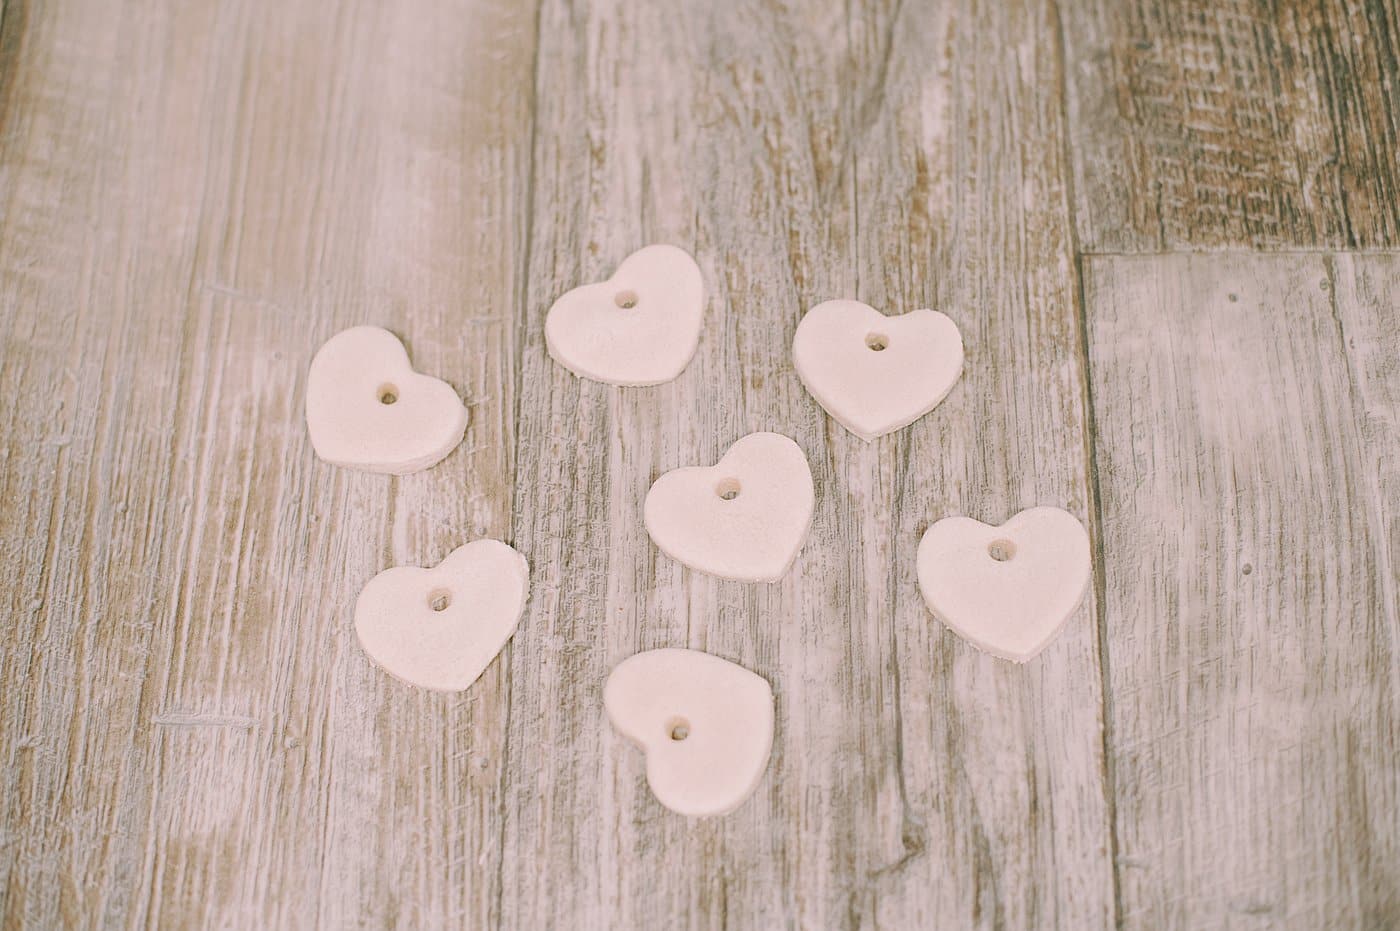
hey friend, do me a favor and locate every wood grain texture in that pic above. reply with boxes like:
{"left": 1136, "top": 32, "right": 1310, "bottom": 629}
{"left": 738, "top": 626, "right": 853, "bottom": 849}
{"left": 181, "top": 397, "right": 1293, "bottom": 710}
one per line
{"left": 1061, "top": 0, "right": 1400, "bottom": 252}
{"left": 1084, "top": 253, "right": 1400, "bottom": 929}
{"left": 2, "top": 0, "right": 1397, "bottom": 928}
{"left": 499, "top": 0, "right": 1111, "bottom": 927}
{"left": 0, "top": 0, "right": 534, "bottom": 927}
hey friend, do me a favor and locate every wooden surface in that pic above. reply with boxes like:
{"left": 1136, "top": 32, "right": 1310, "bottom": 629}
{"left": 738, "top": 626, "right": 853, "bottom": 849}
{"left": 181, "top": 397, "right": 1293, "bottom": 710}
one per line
{"left": 0, "top": 1, "right": 535, "bottom": 927}
{"left": 1085, "top": 253, "right": 1400, "bottom": 928}
{"left": 0, "top": 1, "right": 1394, "bottom": 928}
{"left": 1063, "top": 0, "right": 1400, "bottom": 252}
{"left": 501, "top": 2, "right": 1109, "bottom": 928}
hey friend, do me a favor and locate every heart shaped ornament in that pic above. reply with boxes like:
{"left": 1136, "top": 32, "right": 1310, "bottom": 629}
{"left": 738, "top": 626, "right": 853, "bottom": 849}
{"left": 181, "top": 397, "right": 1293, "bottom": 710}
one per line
{"left": 306, "top": 326, "right": 468, "bottom": 474}
{"left": 917, "top": 507, "right": 1091, "bottom": 662}
{"left": 793, "top": 299, "right": 964, "bottom": 440}
{"left": 604, "top": 648, "right": 774, "bottom": 817}
{"left": 644, "top": 432, "right": 814, "bottom": 582}
{"left": 544, "top": 244, "right": 704, "bottom": 386}
{"left": 354, "top": 540, "right": 529, "bottom": 692}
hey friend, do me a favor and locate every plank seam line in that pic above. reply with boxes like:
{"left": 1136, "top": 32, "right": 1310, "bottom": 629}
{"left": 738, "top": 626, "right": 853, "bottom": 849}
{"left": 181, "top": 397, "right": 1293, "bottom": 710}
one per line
{"left": 1072, "top": 251, "right": 1122, "bottom": 927}
{"left": 1080, "top": 248, "right": 1400, "bottom": 258}
{"left": 1051, "top": 0, "right": 1123, "bottom": 923}
{"left": 495, "top": 0, "right": 546, "bottom": 925}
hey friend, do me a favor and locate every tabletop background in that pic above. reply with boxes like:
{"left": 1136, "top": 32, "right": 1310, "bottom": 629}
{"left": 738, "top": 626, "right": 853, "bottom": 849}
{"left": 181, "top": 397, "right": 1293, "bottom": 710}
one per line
{"left": 0, "top": 0, "right": 1397, "bottom": 928}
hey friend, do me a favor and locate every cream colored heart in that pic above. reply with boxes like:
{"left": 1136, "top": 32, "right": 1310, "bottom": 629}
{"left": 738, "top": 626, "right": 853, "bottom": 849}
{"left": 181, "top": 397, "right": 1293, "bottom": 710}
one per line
{"left": 354, "top": 540, "right": 529, "bottom": 692}
{"left": 544, "top": 244, "right": 704, "bottom": 386}
{"left": 604, "top": 648, "right": 774, "bottom": 817}
{"left": 306, "top": 326, "right": 468, "bottom": 474}
{"left": 917, "top": 507, "right": 1090, "bottom": 662}
{"left": 644, "top": 432, "right": 814, "bottom": 582}
{"left": 793, "top": 299, "right": 963, "bottom": 440}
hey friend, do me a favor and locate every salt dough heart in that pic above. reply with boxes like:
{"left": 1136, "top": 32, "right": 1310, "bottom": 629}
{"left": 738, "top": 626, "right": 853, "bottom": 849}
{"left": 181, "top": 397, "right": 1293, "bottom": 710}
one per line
{"left": 544, "top": 244, "right": 704, "bottom": 386}
{"left": 644, "top": 432, "right": 814, "bottom": 582}
{"left": 793, "top": 299, "right": 964, "bottom": 440}
{"left": 916, "top": 507, "right": 1091, "bottom": 662}
{"left": 604, "top": 648, "right": 774, "bottom": 817}
{"left": 306, "top": 326, "right": 468, "bottom": 474}
{"left": 354, "top": 540, "right": 529, "bottom": 692}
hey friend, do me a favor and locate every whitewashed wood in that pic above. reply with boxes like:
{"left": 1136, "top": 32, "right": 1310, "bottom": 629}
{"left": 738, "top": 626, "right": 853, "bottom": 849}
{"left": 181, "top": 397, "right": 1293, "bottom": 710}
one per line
{"left": 499, "top": 1, "right": 1111, "bottom": 928}
{"left": 6, "top": 0, "right": 1396, "bottom": 928}
{"left": 1084, "top": 254, "right": 1400, "bottom": 929}
{"left": 0, "top": 0, "right": 534, "bottom": 927}
{"left": 848, "top": 2, "right": 1115, "bottom": 928}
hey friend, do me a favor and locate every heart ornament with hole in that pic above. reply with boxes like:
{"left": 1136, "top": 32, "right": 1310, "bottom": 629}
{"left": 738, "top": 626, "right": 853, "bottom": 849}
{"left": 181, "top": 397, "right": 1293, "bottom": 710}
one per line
{"left": 917, "top": 507, "right": 1090, "bottom": 662}
{"left": 604, "top": 648, "right": 774, "bottom": 817}
{"left": 354, "top": 540, "right": 529, "bottom": 692}
{"left": 306, "top": 326, "right": 468, "bottom": 474}
{"left": 644, "top": 432, "right": 814, "bottom": 582}
{"left": 545, "top": 244, "right": 704, "bottom": 386}
{"left": 793, "top": 299, "right": 964, "bottom": 440}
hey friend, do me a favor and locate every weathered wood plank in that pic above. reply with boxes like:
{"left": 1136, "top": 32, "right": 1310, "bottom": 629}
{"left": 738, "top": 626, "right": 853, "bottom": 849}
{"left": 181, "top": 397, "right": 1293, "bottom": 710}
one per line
{"left": 1061, "top": 0, "right": 1400, "bottom": 252}
{"left": 0, "top": 0, "right": 535, "bottom": 926}
{"left": 499, "top": 0, "right": 1112, "bottom": 927}
{"left": 10, "top": 0, "right": 1394, "bottom": 927}
{"left": 1084, "top": 253, "right": 1400, "bottom": 928}
{"left": 850, "top": 2, "right": 1116, "bottom": 928}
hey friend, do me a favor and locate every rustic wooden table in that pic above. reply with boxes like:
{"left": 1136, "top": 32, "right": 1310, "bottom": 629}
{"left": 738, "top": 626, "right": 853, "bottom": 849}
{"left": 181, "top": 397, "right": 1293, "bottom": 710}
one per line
{"left": 1, "top": 0, "right": 1396, "bottom": 927}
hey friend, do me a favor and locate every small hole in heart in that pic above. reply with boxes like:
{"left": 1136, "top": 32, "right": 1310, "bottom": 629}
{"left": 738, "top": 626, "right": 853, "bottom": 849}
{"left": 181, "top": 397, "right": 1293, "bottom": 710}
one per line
{"left": 716, "top": 478, "right": 741, "bottom": 501}
{"left": 668, "top": 718, "right": 690, "bottom": 741}
{"left": 865, "top": 332, "right": 889, "bottom": 351}
{"left": 615, "top": 289, "right": 639, "bottom": 309}
{"left": 988, "top": 539, "right": 1016, "bottom": 562}
{"left": 378, "top": 384, "right": 399, "bottom": 405}
{"left": 428, "top": 589, "right": 452, "bottom": 612}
